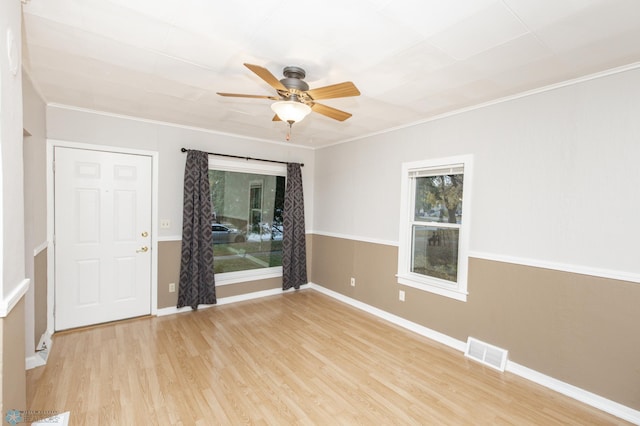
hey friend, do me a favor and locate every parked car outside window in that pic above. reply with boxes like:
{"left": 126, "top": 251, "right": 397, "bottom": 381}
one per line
{"left": 212, "top": 223, "right": 246, "bottom": 244}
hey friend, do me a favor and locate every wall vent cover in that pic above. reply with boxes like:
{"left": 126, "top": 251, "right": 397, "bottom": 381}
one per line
{"left": 464, "top": 337, "right": 508, "bottom": 372}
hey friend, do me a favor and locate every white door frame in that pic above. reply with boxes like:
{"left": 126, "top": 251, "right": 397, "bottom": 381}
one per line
{"left": 46, "top": 139, "right": 159, "bottom": 337}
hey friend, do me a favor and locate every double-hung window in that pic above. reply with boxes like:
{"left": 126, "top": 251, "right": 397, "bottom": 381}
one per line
{"left": 397, "top": 155, "right": 473, "bottom": 301}
{"left": 208, "top": 158, "right": 286, "bottom": 284}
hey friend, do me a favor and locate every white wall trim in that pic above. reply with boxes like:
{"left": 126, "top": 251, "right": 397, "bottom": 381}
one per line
{"left": 156, "top": 286, "right": 304, "bottom": 316}
{"left": 46, "top": 142, "right": 55, "bottom": 337}
{"left": 47, "top": 138, "right": 158, "bottom": 157}
{"left": 33, "top": 241, "right": 48, "bottom": 257}
{"left": 507, "top": 362, "right": 640, "bottom": 425}
{"left": 0, "top": 278, "right": 30, "bottom": 317}
{"left": 26, "top": 330, "right": 53, "bottom": 369}
{"left": 158, "top": 235, "right": 182, "bottom": 242}
{"left": 310, "top": 230, "right": 399, "bottom": 247}
{"left": 309, "top": 283, "right": 640, "bottom": 424}
{"left": 25, "top": 354, "right": 47, "bottom": 370}
{"left": 47, "top": 103, "right": 315, "bottom": 151}
{"left": 317, "top": 61, "right": 640, "bottom": 149}
{"left": 307, "top": 232, "right": 639, "bottom": 284}
{"left": 469, "top": 251, "right": 640, "bottom": 284}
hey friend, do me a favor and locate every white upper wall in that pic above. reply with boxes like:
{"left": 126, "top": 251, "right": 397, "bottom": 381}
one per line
{"left": 1, "top": 0, "right": 25, "bottom": 302}
{"left": 314, "top": 67, "right": 640, "bottom": 276}
{"left": 45, "top": 107, "right": 315, "bottom": 238}
{"left": 23, "top": 71, "right": 47, "bottom": 251}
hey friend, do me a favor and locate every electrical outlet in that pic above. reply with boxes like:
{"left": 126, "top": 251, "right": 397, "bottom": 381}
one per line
{"left": 169, "top": 282, "right": 175, "bottom": 293}
{"left": 399, "top": 290, "right": 405, "bottom": 302}
{"left": 350, "top": 277, "right": 356, "bottom": 287}
{"left": 160, "top": 219, "right": 171, "bottom": 229}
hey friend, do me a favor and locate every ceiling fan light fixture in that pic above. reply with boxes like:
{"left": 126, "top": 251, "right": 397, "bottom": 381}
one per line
{"left": 271, "top": 101, "right": 311, "bottom": 124}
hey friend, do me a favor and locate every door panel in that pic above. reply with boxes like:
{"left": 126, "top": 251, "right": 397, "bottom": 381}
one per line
{"left": 54, "top": 147, "right": 152, "bottom": 330}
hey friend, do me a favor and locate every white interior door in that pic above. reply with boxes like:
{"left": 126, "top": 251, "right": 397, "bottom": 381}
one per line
{"left": 54, "top": 147, "right": 152, "bottom": 330}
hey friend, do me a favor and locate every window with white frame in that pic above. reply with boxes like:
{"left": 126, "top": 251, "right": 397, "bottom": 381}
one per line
{"left": 397, "top": 155, "right": 473, "bottom": 301}
{"left": 209, "top": 158, "right": 286, "bottom": 284}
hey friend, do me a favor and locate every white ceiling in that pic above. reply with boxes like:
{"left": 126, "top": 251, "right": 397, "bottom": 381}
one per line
{"left": 21, "top": 0, "right": 640, "bottom": 148}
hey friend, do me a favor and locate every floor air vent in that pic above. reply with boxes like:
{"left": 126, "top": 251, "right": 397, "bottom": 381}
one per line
{"left": 464, "top": 337, "right": 508, "bottom": 372}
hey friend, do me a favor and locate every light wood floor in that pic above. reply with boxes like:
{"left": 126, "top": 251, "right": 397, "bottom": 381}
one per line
{"left": 27, "top": 290, "right": 629, "bottom": 425}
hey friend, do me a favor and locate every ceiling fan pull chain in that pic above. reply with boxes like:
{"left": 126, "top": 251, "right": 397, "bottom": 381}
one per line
{"left": 286, "top": 120, "right": 293, "bottom": 141}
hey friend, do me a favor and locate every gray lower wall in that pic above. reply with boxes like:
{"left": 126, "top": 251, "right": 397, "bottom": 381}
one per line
{"left": 34, "top": 248, "right": 47, "bottom": 348}
{"left": 309, "top": 233, "right": 640, "bottom": 410}
{"left": 1, "top": 299, "right": 27, "bottom": 413}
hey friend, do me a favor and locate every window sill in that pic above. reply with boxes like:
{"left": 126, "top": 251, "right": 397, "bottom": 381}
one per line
{"left": 215, "top": 267, "right": 283, "bottom": 286}
{"left": 397, "top": 274, "right": 467, "bottom": 302}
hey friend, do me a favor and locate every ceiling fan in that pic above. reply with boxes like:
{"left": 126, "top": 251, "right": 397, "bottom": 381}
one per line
{"left": 217, "top": 63, "right": 360, "bottom": 135}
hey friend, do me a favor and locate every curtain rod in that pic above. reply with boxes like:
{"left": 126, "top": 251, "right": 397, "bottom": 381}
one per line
{"left": 180, "top": 148, "right": 303, "bottom": 167}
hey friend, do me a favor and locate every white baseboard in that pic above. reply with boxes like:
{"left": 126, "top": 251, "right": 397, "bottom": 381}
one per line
{"left": 26, "top": 353, "right": 47, "bottom": 370}
{"left": 26, "top": 330, "right": 53, "bottom": 370}
{"left": 308, "top": 283, "right": 640, "bottom": 425}
{"left": 507, "top": 362, "right": 640, "bottom": 425}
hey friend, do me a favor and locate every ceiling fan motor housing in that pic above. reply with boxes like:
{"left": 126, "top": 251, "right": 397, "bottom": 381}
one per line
{"left": 280, "top": 66, "right": 309, "bottom": 92}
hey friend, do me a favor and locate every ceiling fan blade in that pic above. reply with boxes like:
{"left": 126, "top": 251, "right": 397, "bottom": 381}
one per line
{"left": 311, "top": 103, "right": 352, "bottom": 121}
{"left": 217, "top": 92, "right": 280, "bottom": 100}
{"left": 244, "top": 63, "right": 288, "bottom": 92}
{"left": 272, "top": 114, "right": 282, "bottom": 122}
{"left": 306, "top": 81, "right": 360, "bottom": 100}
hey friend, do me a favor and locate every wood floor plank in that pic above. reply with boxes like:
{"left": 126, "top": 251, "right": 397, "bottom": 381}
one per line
{"left": 27, "top": 290, "right": 630, "bottom": 425}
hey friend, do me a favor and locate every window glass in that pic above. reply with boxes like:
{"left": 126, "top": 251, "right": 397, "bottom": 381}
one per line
{"left": 209, "top": 169, "right": 285, "bottom": 274}
{"left": 411, "top": 226, "right": 460, "bottom": 282}
{"left": 414, "top": 175, "right": 463, "bottom": 223}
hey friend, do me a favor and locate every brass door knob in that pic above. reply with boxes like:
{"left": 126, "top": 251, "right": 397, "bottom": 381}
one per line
{"left": 136, "top": 246, "right": 149, "bottom": 253}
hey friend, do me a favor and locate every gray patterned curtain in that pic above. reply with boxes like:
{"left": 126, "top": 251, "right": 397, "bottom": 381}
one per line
{"left": 177, "top": 150, "right": 216, "bottom": 309}
{"left": 282, "top": 163, "right": 307, "bottom": 290}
